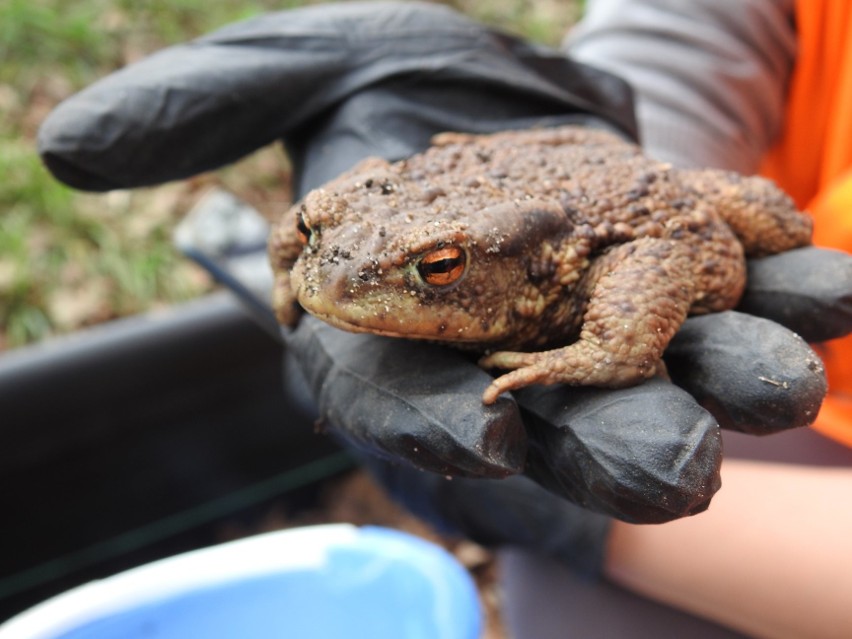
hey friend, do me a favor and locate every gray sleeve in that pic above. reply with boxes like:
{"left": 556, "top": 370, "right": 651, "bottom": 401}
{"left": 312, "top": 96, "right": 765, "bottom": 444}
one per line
{"left": 563, "top": 0, "right": 796, "bottom": 173}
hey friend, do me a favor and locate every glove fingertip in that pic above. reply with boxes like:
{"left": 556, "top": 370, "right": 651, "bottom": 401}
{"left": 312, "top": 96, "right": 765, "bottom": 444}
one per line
{"left": 518, "top": 379, "right": 722, "bottom": 524}
{"left": 740, "top": 247, "right": 852, "bottom": 342}
{"left": 667, "top": 312, "right": 827, "bottom": 435}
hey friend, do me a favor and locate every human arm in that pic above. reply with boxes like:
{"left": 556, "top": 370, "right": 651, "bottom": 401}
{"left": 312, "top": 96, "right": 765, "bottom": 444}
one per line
{"left": 606, "top": 458, "right": 852, "bottom": 638}
{"left": 566, "top": 0, "right": 796, "bottom": 173}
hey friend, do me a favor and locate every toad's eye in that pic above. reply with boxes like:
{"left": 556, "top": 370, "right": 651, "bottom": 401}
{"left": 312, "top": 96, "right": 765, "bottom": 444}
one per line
{"left": 296, "top": 209, "right": 312, "bottom": 245}
{"left": 417, "top": 246, "right": 466, "bottom": 286}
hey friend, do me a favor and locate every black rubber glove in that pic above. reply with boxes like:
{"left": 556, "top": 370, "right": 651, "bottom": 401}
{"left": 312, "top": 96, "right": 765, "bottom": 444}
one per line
{"left": 38, "top": 2, "right": 852, "bottom": 557}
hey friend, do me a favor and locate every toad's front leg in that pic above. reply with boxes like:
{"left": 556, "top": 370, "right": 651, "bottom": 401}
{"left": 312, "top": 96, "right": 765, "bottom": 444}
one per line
{"left": 269, "top": 212, "right": 305, "bottom": 326}
{"left": 480, "top": 238, "right": 696, "bottom": 404}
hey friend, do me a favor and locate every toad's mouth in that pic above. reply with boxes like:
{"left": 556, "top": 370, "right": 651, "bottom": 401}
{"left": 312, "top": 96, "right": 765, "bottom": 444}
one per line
{"left": 301, "top": 306, "right": 489, "bottom": 344}
{"left": 306, "top": 308, "right": 416, "bottom": 339}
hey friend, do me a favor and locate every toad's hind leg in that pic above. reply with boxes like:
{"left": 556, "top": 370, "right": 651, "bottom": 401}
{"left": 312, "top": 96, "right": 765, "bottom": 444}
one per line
{"left": 678, "top": 169, "right": 813, "bottom": 256}
{"left": 480, "top": 238, "right": 695, "bottom": 404}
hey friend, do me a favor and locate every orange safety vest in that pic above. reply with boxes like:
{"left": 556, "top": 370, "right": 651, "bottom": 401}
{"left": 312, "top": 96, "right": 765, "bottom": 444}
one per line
{"left": 760, "top": 2, "right": 852, "bottom": 447}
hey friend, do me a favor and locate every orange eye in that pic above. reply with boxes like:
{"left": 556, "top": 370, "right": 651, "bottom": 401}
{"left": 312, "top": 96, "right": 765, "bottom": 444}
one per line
{"left": 296, "top": 209, "right": 311, "bottom": 245}
{"left": 417, "top": 246, "right": 466, "bottom": 286}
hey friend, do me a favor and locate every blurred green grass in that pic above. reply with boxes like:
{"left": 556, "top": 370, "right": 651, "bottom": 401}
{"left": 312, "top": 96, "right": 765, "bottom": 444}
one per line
{"left": 0, "top": 0, "right": 580, "bottom": 348}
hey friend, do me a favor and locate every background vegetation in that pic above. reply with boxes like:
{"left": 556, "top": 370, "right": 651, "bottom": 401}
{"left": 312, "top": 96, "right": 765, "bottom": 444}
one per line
{"left": 0, "top": 0, "right": 580, "bottom": 349}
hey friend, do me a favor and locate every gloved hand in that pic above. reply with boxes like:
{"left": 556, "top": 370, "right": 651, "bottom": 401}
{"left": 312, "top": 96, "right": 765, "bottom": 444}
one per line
{"left": 38, "top": 3, "right": 852, "bottom": 568}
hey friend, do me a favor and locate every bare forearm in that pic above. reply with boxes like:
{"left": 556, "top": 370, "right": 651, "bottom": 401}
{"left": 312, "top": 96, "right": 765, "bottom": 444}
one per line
{"left": 605, "top": 459, "right": 852, "bottom": 638}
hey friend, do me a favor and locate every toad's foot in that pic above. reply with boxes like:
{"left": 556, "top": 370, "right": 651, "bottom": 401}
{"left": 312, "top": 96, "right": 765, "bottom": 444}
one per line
{"left": 479, "top": 342, "right": 665, "bottom": 404}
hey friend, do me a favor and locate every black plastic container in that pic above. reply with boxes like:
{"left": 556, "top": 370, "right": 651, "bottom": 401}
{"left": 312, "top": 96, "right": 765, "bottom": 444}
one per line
{"left": 0, "top": 293, "right": 349, "bottom": 620}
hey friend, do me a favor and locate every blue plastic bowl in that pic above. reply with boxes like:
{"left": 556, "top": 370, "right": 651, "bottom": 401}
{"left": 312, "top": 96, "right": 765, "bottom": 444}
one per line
{"left": 0, "top": 525, "right": 482, "bottom": 639}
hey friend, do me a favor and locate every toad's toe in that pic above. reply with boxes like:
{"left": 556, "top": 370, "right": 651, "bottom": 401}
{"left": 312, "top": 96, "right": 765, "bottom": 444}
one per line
{"left": 482, "top": 366, "right": 552, "bottom": 404}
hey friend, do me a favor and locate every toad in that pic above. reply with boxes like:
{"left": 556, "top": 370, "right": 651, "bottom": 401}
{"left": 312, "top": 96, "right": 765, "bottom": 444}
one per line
{"left": 269, "top": 126, "right": 813, "bottom": 404}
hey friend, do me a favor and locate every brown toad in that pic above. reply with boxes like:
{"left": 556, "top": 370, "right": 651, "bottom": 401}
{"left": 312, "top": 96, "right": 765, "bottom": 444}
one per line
{"left": 269, "top": 126, "right": 812, "bottom": 403}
